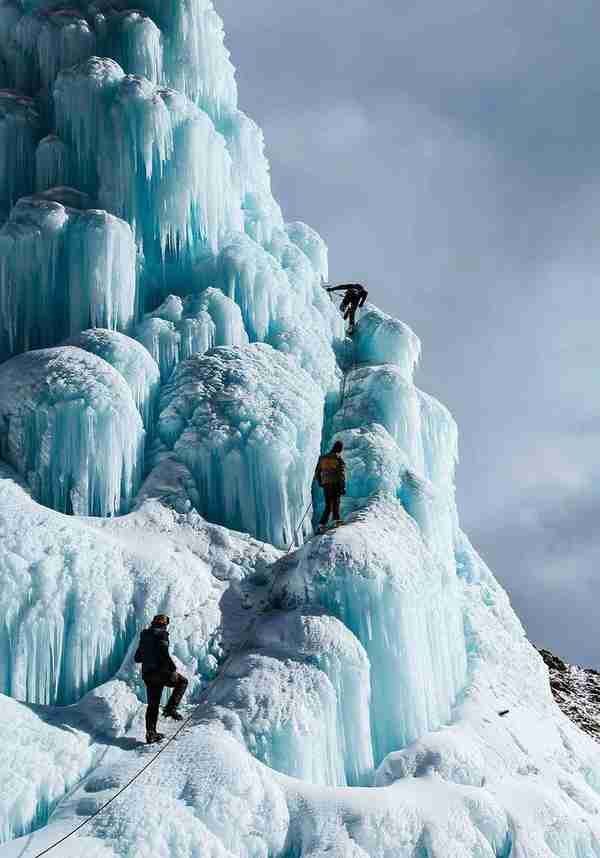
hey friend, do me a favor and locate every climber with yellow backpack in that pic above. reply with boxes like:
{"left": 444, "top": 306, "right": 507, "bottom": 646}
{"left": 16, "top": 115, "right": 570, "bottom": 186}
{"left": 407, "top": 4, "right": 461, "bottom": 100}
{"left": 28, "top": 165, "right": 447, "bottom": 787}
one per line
{"left": 314, "top": 440, "right": 346, "bottom": 532}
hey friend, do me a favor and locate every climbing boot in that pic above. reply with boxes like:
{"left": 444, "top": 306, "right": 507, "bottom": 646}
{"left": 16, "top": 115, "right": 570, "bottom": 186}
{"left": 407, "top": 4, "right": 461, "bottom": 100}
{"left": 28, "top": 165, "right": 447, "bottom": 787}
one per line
{"left": 163, "top": 707, "right": 184, "bottom": 721}
{"left": 146, "top": 730, "right": 165, "bottom": 745}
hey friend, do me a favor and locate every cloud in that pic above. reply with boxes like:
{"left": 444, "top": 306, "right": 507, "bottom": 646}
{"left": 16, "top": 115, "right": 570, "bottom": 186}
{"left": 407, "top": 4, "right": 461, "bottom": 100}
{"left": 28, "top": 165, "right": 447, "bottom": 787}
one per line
{"left": 214, "top": 0, "right": 600, "bottom": 666}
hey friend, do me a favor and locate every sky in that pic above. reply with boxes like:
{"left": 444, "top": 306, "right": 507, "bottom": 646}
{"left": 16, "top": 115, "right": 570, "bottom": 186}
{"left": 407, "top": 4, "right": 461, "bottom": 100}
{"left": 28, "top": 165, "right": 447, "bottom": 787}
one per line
{"left": 214, "top": 0, "right": 600, "bottom": 667}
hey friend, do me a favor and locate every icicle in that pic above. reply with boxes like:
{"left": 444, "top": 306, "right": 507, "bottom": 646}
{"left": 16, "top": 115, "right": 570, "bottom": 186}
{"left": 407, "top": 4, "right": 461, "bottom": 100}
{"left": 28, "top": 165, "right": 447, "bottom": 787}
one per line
{"left": 0, "top": 194, "right": 138, "bottom": 359}
{"left": 54, "top": 59, "right": 243, "bottom": 285}
{"left": 0, "top": 90, "right": 40, "bottom": 210}
{"left": 35, "top": 135, "right": 75, "bottom": 192}
{"left": 135, "top": 288, "right": 247, "bottom": 381}
{"left": 64, "top": 329, "right": 160, "bottom": 432}
{"left": 0, "top": 346, "right": 145, "bottom": 517}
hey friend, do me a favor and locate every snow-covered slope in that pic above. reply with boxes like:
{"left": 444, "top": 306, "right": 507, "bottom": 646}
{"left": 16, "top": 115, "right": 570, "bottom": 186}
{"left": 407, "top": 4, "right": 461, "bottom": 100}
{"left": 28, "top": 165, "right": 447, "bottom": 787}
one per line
{"left": 1, "top": 1, "right": 600, "bottom": 856}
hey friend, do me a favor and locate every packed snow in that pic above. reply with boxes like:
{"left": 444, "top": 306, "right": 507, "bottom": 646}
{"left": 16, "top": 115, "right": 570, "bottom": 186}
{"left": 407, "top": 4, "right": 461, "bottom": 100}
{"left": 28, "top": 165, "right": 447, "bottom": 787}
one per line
{"left": 1, "top": 0, "right": 599, "bottom": 856}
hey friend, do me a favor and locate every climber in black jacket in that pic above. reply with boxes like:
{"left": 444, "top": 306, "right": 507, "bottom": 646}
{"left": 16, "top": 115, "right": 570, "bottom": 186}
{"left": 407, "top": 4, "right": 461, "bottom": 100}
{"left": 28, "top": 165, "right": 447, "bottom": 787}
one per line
{"left": 326, "top": 283, "right": 368, "bottom": 333}
{"left": 134, "top": 614, "right": 188, "bottom": 744}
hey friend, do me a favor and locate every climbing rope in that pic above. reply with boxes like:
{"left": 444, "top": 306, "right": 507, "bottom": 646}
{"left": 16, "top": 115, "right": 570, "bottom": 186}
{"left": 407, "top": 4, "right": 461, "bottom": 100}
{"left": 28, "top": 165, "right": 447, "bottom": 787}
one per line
{"left": 30, "top": 710, "right": 196, "bottom": 858}
{"left": 285, "top": 499, "right": 314, "bottom": 553}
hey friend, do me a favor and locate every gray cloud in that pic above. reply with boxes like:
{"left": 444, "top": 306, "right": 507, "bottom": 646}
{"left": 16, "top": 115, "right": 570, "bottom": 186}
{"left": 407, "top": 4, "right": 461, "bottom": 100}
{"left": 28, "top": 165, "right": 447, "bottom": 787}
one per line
{"left": 215, "top": 0, "right": 600, "bottom": 666}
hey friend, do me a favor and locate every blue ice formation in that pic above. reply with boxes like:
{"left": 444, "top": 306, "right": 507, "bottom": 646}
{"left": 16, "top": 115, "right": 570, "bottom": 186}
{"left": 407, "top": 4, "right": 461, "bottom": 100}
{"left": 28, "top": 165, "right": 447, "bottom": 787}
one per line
{"left": 134, "top": 287, "right": 248, "bottom": 382}
{"left": 0, "top": 90, "right": 40, "bottom": 213}
{"left": 242, "top": 610, "right": 374, "bottom": 786}
{"left": 0, "top": 346, "right": 144, "bottom": 516}
{"left": 272, "top": 496, "right": 467, "bottom": 765}
{"left": 0, "top": 194, "right": 137, "bottom": 359}
{"left": 0, "top": 456, "right": 276, "bottom": 711}
{"left": 351, "top": 304, "right": 421, "bottom": 377}
{"left": 156, "top": 343, "right": 323, "bottom": 547}
{"left": 64, "top": 329, "right": 160, "bottom": 431}
{"left": 2, "top": 0, "right": 600, "bottom": 855}
{"left": 35, "top": 135, "right": 74, "bottom": 192}
{"left": 54, "top": 58, "right": 242, "bottom": 276}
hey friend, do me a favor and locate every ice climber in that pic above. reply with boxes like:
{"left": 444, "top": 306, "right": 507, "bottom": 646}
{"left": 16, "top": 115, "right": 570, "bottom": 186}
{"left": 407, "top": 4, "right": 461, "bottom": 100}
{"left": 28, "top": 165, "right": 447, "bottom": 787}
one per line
{"left": 314, "top": 440, "right": 346, "bottom": 531}
{"left": 134, "top": 614, "right": 189, "bottom": 745}
{"left": 326, "top": 283, "right": 368, "bottom": 333}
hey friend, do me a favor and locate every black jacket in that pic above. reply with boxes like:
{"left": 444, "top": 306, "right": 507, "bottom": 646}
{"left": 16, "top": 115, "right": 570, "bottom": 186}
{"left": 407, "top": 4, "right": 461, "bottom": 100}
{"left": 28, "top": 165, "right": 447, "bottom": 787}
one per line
{"left": 134, "top": 627, "right": 176, "bottom": 676}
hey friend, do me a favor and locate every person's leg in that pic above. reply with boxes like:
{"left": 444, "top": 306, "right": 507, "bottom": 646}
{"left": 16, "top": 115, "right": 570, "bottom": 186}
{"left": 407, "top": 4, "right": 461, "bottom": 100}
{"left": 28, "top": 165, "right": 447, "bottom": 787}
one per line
{"left": 347, "top": 303, "right": 357, "bottom": 330}
{"left": 145, "top": 679, "right": 164, "bottom": 737}
{"left": 333, "top": 492, "right": 342, "bottom": 522}
{"left": 320, "top": 487, "right": 333, "bottom": 526}
{"left": 164, "top": 673, "right": 188, "bottom": 715}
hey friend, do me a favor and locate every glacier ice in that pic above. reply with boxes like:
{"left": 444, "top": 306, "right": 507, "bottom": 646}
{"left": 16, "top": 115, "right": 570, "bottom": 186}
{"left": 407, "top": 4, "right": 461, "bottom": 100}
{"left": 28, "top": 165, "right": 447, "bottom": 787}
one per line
{"left": 0, "top": 347, "right": 144, "bottom": 516}
{"left": 156, "top": 343, "right": 323, "bottom": 548}
{"left": 2, "top": 0, "right": 600, "bottom": 855}
{"left": 0, "top": 194, "right": 138, "bottom": 359}
{"left": 0, "top": 90, "right": 40, "bottom": 212}
{"left": 202, "top": 610, "right": 373, "bottom": 787}
{"left": 15, "top": 9, "right": 96, "bottom": 96}
{"left": 272, "top": 495, "right": 467, "bottom": 764}
{"left": 215, "top": 233, "right": 297, "bottom": 342}
{"left": 0, "top": 455, "right": 276, "bottom": 709}
{"left": 53, "top": 57, "right": 242, "bottom": 292}
{"left": 352, "top": 304, "right": 421, "bottom": 378}
{"left": 246, "top": 610, "right": 374, "bottom": 786}
{"left": 35, "top": 135, "right": 75, "bottom": 192}
{"left": 64, "top": 329, "right": 160, "bottom": 432}
{"left": 134, "top": 288, "right": 248, "bottom": 382}
{"left": 0, "top": 694, "right": 95, "bottom": 843}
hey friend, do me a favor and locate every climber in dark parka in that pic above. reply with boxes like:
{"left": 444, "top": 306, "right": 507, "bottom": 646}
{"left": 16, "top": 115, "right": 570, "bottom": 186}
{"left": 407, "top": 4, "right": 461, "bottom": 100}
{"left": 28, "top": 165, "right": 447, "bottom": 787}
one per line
{"left": 314, "top": 439, "right": 346, "bottom": 531}
{"left": 326, "top": 283, "right": 368, "bottom": 333}
{"left": 134, "top": 614, "right": 188, "bottom": 745}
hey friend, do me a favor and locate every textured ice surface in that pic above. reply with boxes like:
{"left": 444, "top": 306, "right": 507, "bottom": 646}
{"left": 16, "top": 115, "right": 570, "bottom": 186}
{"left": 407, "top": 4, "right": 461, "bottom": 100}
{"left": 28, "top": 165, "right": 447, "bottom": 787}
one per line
{"left": 135, "top": 288, "right": 248, "bottom": 382}
{"left": 352, "top": 304, "right": 421, "bottom": 379}
{"left": 0, "top": 194, "right": 137, "bottom": 359}
{"left": 272, "top": 496, "right": 467, "bottom": 764}
{"left": 6, "top": 508, "right": 600, "bottom": 858}
{"left": 16, "top": 9, "right": 96, "bottom": 94}
{"left": 35, "top": 135, "right": 74, "bottom": 191}
{"left": 0, "top": 90, "right": 40, "bottom": 211}
{"left": 157, "top": 343, "right": 323, "bottom": 547}
{"left": 0, "top": 695, "right": 95, "bottom": 843}
{"left": 54, "top": 58, "right": 242, "bottom": 286}
{"left": 0, "top": 347, "right": 144, "bottom": 516}
{"left": 202, "top": 610, "right": 373, "bottom": 787}
{"left": 245, "top": 610, "right": 374, "bottom": 786}
{"left": 0, "top": 457, "right": 277, "bottom": 709}
{"left": 64, "top": 329, "right": 160, "bottom": 432}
